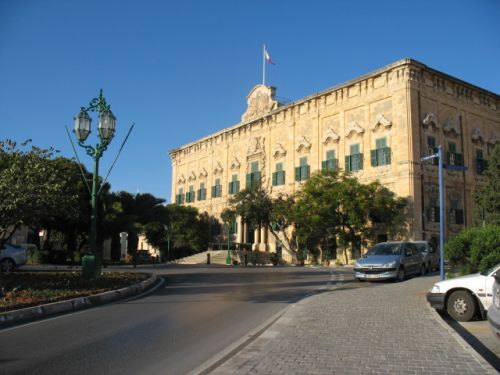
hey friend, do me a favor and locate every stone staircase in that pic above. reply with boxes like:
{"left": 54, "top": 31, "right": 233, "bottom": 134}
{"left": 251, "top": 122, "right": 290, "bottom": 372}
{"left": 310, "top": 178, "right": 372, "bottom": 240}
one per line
{"left": 175, "top": 250, "right": 229, "bottom": 265}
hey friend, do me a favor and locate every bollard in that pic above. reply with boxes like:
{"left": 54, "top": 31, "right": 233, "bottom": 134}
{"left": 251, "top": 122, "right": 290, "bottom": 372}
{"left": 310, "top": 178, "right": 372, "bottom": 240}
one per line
{"left": 207, "top": 253, "right": 211, "bottom": 265}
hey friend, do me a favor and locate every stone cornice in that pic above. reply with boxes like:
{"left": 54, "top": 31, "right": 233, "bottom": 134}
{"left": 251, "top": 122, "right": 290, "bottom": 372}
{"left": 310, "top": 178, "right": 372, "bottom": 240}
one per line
{"left": 169, "top": 58, "right": 499, "bottom": 158}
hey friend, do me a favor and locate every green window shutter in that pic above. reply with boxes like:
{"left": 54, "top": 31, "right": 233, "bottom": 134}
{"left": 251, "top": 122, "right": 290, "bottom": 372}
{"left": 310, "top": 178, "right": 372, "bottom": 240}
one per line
{"left": 455, "top": 209, "right": 464, "bottom": 225}
{"left": 299, "top": 157, "right": 307, "bottom": 166}
{"left": 370, "top": 149, "right": 378, "bottom": 167}
{"left": 449, "top": 143, "right": 456, "bottom": 153}
{"left": 281, "top": 171, "right": 285, "bottom": 185}
{"left": 385, "top": 147, "right": 391, "bottom": 165}
{"left": 211, "top": 186, "right": 216, "bottom": 197}
{"left": 251, "top": 161, "right": 259, "bottom": 173}
{"left": 253, "top": 172, "right": 261, "bottom": 188}
{"left": 321, "top": 160, "right": 327, "bottom": 171}
{"left": 228, "top": 182, "right": 233, "bottom": 194}
{"left": 345, "top": 155, "right": 351, "bottom": 172}
{"left": 326, "top": 150, "right": 335, "bottom": 160}
{"left": 295, "top": 167, "right": 301, "bottom": 181}
{"left": 305, "top": 165, "right": 310, "bottom": 179}
{"left": 246, "top": 173, "right": 251, "bottom": 189}
{"left": 235, "top": 181, "right": 239, "bottom": 193}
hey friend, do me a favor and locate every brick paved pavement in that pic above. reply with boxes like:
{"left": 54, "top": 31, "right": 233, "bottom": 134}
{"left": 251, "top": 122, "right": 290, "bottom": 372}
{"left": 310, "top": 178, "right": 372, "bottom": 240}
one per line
{"left": 209, "top": 270, "right": 497, "bottom": 375}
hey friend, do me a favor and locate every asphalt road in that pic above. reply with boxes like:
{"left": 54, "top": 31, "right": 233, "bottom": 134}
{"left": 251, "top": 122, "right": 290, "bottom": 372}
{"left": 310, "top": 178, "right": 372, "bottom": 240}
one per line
{"left": 0, "top": 265, "right": 337, "bottom": 375}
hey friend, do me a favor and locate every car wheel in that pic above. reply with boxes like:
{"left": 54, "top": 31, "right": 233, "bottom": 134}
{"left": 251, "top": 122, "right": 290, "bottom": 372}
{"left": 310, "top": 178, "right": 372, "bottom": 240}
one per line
{"left": 420, "top": 264, "right": 426, "bottom": 276}
{"left": 396, "top": 267, "right": 405, "bottom": 282}
{"left": 447, "top": 290, "right": 476, "bottom": 322}
{"left": 1, "top": 258, "right": 15, "bottom": 273}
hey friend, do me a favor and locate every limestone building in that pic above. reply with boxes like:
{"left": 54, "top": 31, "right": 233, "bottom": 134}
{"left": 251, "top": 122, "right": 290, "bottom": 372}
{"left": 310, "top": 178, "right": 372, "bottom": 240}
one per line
{"left": 169, "top": 58, "right": 499, "bottom": 261}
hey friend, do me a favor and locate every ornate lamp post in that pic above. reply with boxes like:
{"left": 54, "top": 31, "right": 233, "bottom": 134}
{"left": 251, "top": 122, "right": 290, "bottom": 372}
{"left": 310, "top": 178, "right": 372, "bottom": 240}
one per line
{"left": 73, "top": 89, "right": 116, "bottom": 278}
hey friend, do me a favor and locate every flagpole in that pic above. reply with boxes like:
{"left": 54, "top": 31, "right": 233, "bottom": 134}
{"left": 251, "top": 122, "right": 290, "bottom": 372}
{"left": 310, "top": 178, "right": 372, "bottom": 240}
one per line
{"left": 262, "top": 44, "right": 265, "bottom": 86}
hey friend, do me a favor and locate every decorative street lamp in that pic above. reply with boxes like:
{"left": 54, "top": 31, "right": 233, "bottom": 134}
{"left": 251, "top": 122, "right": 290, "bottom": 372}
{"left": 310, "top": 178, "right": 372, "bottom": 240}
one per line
{"left": 73, "top": 89, "right": 116, "bottom": 279}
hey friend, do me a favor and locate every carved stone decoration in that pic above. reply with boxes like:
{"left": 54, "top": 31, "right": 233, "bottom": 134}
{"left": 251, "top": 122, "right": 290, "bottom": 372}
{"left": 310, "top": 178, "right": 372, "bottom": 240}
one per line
{"left": 230, "top": 157, "right": 241, "bottom": 170}
{"left": 213, "top": 162, "right": 223, "bottom": 175}
{"left": 471, "top": 128, "right": 485, "bottom": 144}
{"left": 247, "top": 136, "right": 265, "bottom": 156}
{"left": 370, "top": 114, "right": 392, "bottom": 131}
{"left": 345, "top": 121, "right": 365, "bottom": 138}
{"left": 443, "top": 119, "right": 460, "bottom": 137}
{"left": 322, "top": 128, "right": 340, "bottom": 145}
{"left": 488, "top": 133, "right": 499, "bottom": 146}
{"left": 177, "top": 174, "right": 186, "bottom": 184}
{"left": 198, "top": 167, "right": 208, "bottom": 178}
{"left": 422, "top": 113, "right": 439, "bottom": 130}
{"left": 187, "top": 170, "right": 196, "bottom": 182}
{"left": 272, "top": 143, "right": 287, "bottom": 158}
{"left": 241, "top": 85, "right": 279, "bottom": 123}
{"left": 296, "top": 136, "right": 312, "bottom": 152}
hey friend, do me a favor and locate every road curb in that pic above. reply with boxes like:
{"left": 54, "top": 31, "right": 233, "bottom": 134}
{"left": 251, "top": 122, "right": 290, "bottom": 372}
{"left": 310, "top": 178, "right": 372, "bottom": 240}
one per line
{"left": 0, "top": 274, "right": 158, "bottom": 328}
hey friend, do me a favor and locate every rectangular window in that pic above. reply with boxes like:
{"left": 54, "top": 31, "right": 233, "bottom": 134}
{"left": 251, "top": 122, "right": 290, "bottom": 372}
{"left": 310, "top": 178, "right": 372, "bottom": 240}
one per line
{"left": 228, "top": 174, "right": 240, "bottom": 195}
{"left": 345, "top": 144, "right": 363, "bottom": 172}
{"left": 476, "top": 149, "right": 488, "bottom": 175}
{"left": 197, "top": 182, "right": 206, "bottom": 201}
{"left": 272, "top": 162, "right": 286, "bottom": 186}
{"left": 322, "top": 150, "right": 337, "bottom": 172}
{"left": 426, "top": 136, "right": 438, "bottom": 165}
{"left": 246, "top": 162, "right": 261, "bottom": 189}
{"left": 211, "top": 178, "right": 222, "bottom": 198}
{"left": 176, "top": 188, "right": 185, "bottom": 204}
{"left": 186, "top": 185, "right": 195, "bottom": 203}
{"left": 295, "top": 157, "right": 310, "bottom": 181}
{"left": 447, "top": 142, "right": 463, "bottom": 166}
{"left": 426, "top": 196, "right": 440, "bottom": 223}
{"left": 371, "top": 137, "right": 391, "bottom": 167}
{"left": 449, "top": 199, "right": 464, "bottom": 225}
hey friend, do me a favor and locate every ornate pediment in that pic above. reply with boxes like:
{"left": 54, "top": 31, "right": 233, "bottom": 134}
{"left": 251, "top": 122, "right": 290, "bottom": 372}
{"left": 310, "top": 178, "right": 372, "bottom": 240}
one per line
{"left": 213, "top": 162, "right": 223, "bottom": 175}
{"left": 187, "top": 170, "right": 196, "bottom": 182}
{"left": 230, "top": 157, "right": 241, "bottom": 170}
{"left": 177, "top": 174, "right": 186, "bottom": 184}
{"left": 422, "top": 113, "right": 439, "bottom": 130}
{"left": 198, "top": 167, "right": 208, "bottom": 178}
{"left": 296, "top": 136, "right": 312, "bottom": 152}
{"left": 345, "top": 121, "right": 365, "bottom": 138}
{"left": 273, "top": 143, "right": 287, "bottom": 158}
{"left": 443, "top": 119, "right": 460, "bottom": 137}
{"left": 471, "top": 128, "right": 485, "bottom": 144}
{"left": 323, "top": 128, "right": 340, "bottom": 145}
{"left": 247, "top": 136, "right": 265, "bottom": 156}
{"left": 241, "top": 85, "right": 279, "bottom": 123}
{"left": 370, "top": 114, "right": 392, "bottom": 131}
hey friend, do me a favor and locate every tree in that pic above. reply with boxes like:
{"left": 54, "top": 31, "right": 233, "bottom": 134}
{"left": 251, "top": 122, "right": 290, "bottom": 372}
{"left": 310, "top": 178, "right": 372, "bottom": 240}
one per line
{"left": 445, "top": 225, "right": 500, "bottom": 274}
{"left": 475, "top": 144, "right": 500, "bottom": 226}
{"left": 0, "top": 140, "right": 80, "bottom": 246}
{"left": 294, "top": 170, "right": 408, "bottom": 263}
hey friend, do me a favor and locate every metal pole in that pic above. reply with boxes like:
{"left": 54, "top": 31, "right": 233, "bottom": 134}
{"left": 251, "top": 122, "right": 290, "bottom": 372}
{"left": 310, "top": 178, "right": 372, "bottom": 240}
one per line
{"left": 90, "top": 155, "right": 100, "bottom": 278}
{"left": 438, "top": 145, "right": 445, "bottom": 281}
{"left": 262, "top": 44, "right": 265, "bottom": 86}
{"left": 226, "top": 224, "right": 231, "bottom": 265}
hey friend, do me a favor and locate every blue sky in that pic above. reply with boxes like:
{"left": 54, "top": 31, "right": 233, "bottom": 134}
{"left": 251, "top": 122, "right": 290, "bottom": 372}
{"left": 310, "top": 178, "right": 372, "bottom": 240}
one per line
{"left": 1, "top": 0, "right": 499, "bottom": 202}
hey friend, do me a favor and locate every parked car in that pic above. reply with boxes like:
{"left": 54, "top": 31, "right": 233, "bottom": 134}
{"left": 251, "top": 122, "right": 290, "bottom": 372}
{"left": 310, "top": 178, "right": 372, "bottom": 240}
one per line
{"left": 426, "top": 263, "right": 500, "bottom": 321}
{"left": 412, "top": 241, "right": 439, "bottom": 273}
{"left": 0, "top": 243, "right": 28, "bottom": 272}
{"left": 487, "top": 270, "right": 500, "bottom": 339}
{"left": 354, "top": 241, "right": 425, "bottom": 282}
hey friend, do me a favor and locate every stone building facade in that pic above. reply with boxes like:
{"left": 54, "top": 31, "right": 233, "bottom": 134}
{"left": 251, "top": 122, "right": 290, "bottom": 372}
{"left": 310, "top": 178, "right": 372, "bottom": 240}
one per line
{"left": 169, "top": 58, "right": 499, "bottom": 261}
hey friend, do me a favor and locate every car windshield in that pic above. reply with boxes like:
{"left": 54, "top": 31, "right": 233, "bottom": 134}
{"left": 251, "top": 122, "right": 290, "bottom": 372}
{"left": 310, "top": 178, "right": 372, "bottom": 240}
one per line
{"left": 481, "top": 263, "right": 500, "bottom": 276}
{"left": 366, "top": 243, "right": 402, "bottom": 256}
{"left": 414, "top": 243, "right": 427, "bottom": 253}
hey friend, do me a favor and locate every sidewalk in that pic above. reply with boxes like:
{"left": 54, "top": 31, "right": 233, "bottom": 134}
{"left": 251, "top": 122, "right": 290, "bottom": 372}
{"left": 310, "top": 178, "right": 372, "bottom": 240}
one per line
{"left": 209, "top": 272, "right": 497, "bottom": 375}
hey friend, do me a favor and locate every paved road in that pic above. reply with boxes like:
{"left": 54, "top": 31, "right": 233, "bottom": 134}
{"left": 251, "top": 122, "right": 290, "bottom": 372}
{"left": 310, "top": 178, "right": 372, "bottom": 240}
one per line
{"left": 210, "top": 271, "right": 498, "bottom": 375}
{"left": 0, "top": 265, "right": 333, "bottom": 375}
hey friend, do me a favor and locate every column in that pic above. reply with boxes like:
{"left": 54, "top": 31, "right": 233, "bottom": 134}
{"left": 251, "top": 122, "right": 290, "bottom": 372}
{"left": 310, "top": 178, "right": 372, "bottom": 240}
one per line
{"left": 260, "top": 225, "right": 268, "bottom": 251}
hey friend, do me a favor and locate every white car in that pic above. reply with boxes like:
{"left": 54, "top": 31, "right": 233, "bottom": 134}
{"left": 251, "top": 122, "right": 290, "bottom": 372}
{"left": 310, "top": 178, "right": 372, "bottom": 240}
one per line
{"left": 0, "top": 243, "right": 27, "bottom": 272}
{"left": 426, "top": 263, "right": 500, "bottom": 321}
{"left": 487, "top": 272, "right": 500, "bottom": 339}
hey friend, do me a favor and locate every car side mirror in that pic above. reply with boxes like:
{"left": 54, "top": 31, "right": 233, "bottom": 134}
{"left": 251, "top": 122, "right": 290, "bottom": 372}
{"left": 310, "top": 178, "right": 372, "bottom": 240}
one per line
{"left": 494, "top": 272, "right": 500, "bottom": 283}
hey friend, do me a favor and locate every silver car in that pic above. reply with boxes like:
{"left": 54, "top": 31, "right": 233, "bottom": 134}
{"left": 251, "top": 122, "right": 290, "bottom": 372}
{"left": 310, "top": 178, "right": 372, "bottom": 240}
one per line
{"left": 0, "top": 243, "right": 27, "bottom": 272}
{"left": 354, "top": 241, "right": 425, "bottom": 282}
{"left": 413, "top": 241, "right": 439, "bottom": 273}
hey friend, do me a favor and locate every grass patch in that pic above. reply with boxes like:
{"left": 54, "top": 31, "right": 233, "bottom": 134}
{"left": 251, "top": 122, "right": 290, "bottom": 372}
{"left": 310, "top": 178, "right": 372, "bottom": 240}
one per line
{"left": 0, "top": 272, "right": 149, "bottom": 312}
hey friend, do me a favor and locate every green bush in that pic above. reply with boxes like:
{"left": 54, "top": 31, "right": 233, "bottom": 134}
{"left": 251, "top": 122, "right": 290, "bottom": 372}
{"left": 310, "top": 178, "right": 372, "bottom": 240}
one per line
{"left": 445, "top": 225, "right": 500, "bottom": 274}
